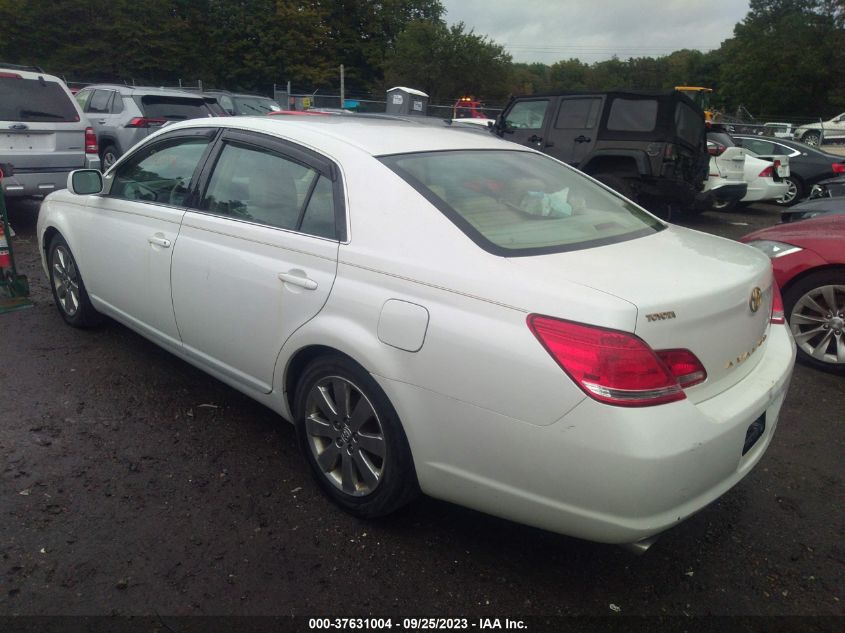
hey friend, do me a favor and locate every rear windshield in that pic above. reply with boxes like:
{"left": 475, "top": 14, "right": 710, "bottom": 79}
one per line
{"left": 0, "top": 77, "right": 79, "bottom": 122}
{"left": 136, "top": 96, "right": 211, "bottom": 120}
{"left": 381, "top": 150, "right": 664, "bottom": 256}
{"left": 232, "top": 96, "right": 281, "bottom": 115}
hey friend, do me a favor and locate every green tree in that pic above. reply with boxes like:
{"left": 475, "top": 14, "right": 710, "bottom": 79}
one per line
{"left": 384, "top": 20, "right": 512, "bottom": 102}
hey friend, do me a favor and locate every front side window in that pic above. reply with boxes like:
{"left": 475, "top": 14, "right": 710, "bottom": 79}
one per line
{"left": 504, "top": 100, "right": 549, "bottom": 130}
{"left": 607, "top": 99, "right": 658, "bottom": 132}
{"left": 201, "top": 142, "right": 336, "bottom": 238}
{"left": 382, "top": 150, "right": 663, "bottom": 256}
{"left": 110, "top": 137, "right": 210, "bottom": 205}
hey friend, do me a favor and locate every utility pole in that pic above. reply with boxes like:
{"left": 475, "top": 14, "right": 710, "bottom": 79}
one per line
{"left": 340, "top": 64, "right": 345, "bottom": 109}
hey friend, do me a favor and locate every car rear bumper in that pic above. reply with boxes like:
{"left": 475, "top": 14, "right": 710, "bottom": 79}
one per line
{"left": 381, "top": 324, "right": 795, "bottom": 545}
{"left": 742, "top": 178, "right": 788, "bottom": 202}
{"left": 1, "top": 156, "right": 100, "bottom": 197}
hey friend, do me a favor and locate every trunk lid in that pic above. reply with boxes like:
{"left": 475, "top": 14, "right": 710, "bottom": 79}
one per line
{"left": 507, "top": 225, "right": 775, "bottom": 403}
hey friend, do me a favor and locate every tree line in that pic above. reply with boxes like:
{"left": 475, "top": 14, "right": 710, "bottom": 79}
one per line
{"left": 0, "top": 0, "right": 842, "bottom": 117}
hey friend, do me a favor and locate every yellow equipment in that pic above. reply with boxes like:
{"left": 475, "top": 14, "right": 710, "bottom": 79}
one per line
{"left": 675, "top": 87, "right": 714, "bottom": 122}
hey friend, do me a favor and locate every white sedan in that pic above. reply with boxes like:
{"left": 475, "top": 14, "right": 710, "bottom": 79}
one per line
{"left": 37, "top": 117, "right": 796, "bottom": 551}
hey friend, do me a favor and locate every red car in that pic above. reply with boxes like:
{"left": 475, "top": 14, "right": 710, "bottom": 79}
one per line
{"left": 741, "top": 215, "right": 845, "bottom": 373}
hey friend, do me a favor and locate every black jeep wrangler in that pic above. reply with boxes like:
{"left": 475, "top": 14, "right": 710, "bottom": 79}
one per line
{"left": 493, "top": 91, "right": 710, "bottom": 214}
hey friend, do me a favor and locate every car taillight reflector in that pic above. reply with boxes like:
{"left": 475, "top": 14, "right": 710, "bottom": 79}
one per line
{"left": 771, "top": 283, "right": 785, "bottom": 324}
{"left": 758, "top": 165, "right": 773, "bottom": 177}
{"left": 125, "top": 117, "right": 167, "bottom": 128}
{"left": 708, "top": 142, "right": 726, "bottom": 157}
{"left": 84, "top": 126, "right": 98, "bottom": 154}
{"left": 655, "top": 349, "right": 707, "bottom": 388}
{"left": 527, "top": 315, "right": 688, "bottom": 407}
{"left": 832, "top": 163, "right": 845, "bottom": 174}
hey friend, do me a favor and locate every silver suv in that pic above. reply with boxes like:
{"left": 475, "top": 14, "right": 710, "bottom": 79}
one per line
{"left": 1, "top": 64, "right": 101, "bottom": 198}
{"left": 74, "top": 85, "right": 217, "bottom": 170}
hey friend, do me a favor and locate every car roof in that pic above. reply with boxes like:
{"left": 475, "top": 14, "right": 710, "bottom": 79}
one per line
{"left": 80, "top": 84, "right": 206, "bottom": 98}
{"left": 0, "top": 67, "right": 65, "bottom": 84}
{"left": 168, "top": 115, "right": 520, "bottom": 157}
{"left": 204, "top": 90, "right": 275, "bottom": 99}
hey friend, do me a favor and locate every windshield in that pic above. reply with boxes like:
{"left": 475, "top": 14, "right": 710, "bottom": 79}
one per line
{"left": 232, "top": 96, "right": 282, "bottom": 115}
{"left": 0, "top": 77, "right": 79, "bottom": 122}
{"left": 381, "top": 150, "right": 664, "bottom": 256}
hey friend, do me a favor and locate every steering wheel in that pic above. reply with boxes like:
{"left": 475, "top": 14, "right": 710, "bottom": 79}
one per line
{"left": 123, "top": 181, "right": 158, "bottom": 201}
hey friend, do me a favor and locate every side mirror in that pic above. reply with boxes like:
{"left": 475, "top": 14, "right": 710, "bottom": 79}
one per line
{"left": 67, "top": 169, "right": 103, "bottom": 195}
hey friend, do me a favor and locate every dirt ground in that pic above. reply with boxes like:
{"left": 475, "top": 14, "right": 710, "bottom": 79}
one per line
{"left": 1, "top": 198, "right": 843, "bottom": 623}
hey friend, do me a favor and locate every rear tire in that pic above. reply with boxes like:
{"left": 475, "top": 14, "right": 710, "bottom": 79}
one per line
{"left": 592, "top": 173, "right": 638, "bottom": 203}
{"left": 294, "top": 355, "right": 419, "bottom": 518}
{"left": 774, "top": 176, "right": 804, "bottom": 207}
{"left": 801, "top": 131, "right": 821, "bottom": 147}
{"left": 710, "top": 197, "right": 738, "bottom": 212}
{"left": 783, "top": 270, "right": 845, "bottom": 374}
{"left": 100, "top": 144, "right": 119, "bottom": 171}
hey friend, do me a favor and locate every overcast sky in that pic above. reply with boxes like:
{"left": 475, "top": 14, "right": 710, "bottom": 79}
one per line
{"left": 441, "top": 0, "right": 751, "bottom": 64}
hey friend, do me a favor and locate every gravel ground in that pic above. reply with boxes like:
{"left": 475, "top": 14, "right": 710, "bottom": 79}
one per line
{"left": 1, "top": 197, "right": 843, "bottom": 622}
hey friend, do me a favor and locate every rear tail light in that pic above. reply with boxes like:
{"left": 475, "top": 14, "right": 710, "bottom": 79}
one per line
{"left": 0, "top": 72, "right": 22, "bottom": 79}
{"left": 708, "top": 142, "right": 726, "bottom": 157}
{"left": 84, "top": 126, "right": 98, "bottom": 154}
{"left": 758, "top": 165, "right": 773, "bottom": 178}
{"left": 125, "top": 117, "right": 167, "bottom": 128}
{"left": 663, "top": 143, "right": 676, "bottom": 160}
{"left": 527, "top": 315, "right": 707, "bottom": 407}
{"left": 771, "top": 283, "right": 785, "bottom": 324}
{"left": 832, "top": 163, "right": 845, "bottom": 174}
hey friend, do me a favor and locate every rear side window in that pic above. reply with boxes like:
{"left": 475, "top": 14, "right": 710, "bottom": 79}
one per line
{"left": 200, "top": 142, "right": 336, "bottom": 238}
{"left": 382, "top": 150, "right": 663, "bottom": 256}
{"left": 136, "top": 96, "right": 210, "bottom": 121}
{"left": 674, "top": 102, "right": 704, "bottom": 147}
{"left": 504, "top": 100, "right": 548, "bottom": 130}
{"left": 0, "top": 77, "right": 79, "bottom": 122}
{"left": 87, "top": 89, "right": 113, "bottom": 114}
{"left": 606, "top": 99, "right": 657, "bottom": 132}
{"left": 555, "top": 98, "right": 601, "bottom": 129}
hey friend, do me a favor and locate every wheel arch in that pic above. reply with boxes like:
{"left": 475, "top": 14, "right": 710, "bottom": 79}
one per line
{"left": 581, "top": 151, "right": 648, "bottom": 177}
{"left": 781, "top": 263, "right": 845, "bottom": 299}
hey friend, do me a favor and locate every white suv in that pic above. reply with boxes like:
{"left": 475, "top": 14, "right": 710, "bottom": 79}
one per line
{"left": 793, "top": 113, "right": 845, "bottom": 146}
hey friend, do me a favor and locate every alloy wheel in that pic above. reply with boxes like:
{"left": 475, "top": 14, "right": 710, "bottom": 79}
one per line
{"left": 803, "top": 133, "right": 821, "bottom": 147}
{"left": 303, "top": 376, "right": 386, "bottom": 496}
{"left": 790, "top": 284, "right": 845, "bottom": 366}
{"left": 776, "top": 179, "right": 798, "bottom": 205}
{"left": 51, "top": 245, "right": 80, "bottom": 317}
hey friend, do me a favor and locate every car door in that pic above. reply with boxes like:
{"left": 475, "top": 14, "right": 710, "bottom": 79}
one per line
{"left": 83, "top": 89, "right": 119, "bottom": 141}
{"left": 170, "top": 129, "right": 341, "bottom": 393}
{"left": 500, "top": 98, "right": 552, "bottom": 152}
{"left": 544, "top": 96, "right": 603, "bottom": 166}
{"left": 74, "top": 128, "right": 216, "bottom": 347}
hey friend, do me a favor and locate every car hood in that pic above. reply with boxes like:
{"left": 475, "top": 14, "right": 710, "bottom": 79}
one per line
{"left": 507, "top": 225, "right": 774, "bottom": 402}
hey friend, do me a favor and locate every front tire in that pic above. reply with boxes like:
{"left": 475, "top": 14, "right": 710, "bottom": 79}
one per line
{"left": 294, "top": 355, "right": 419, "bottom": 518}
{"left": 783, "top": 270, "right": 845, "bottom": 374}
{"left": 774, "top": 176, "right": 804, "bottom": 207}
{"left": 48, "top": 234, "right": 103, "bottom": 327}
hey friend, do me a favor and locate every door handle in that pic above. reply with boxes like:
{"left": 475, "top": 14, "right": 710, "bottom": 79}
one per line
{"left": 98, "top": 119, "right": 107, "bottom": 124}
{"left": 278, "top": 272, "right": 318, "bottom": 290}
{"left": 148, "top": 236, "right": 171, "bottom": 248}
{"left": 528, "top": 134, "right": 543, "bottom": 144}
{"left": 575, "top": 135, "right": 591, "bottom": 143}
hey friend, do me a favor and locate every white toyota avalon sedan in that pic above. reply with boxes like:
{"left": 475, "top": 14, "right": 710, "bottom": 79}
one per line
{"left": 37, "top": 116, "right": 796, "bottom": 551}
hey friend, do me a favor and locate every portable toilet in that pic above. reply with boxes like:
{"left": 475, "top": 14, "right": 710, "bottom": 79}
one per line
{"left": 386, "top": 87, "right": 429, "bottom": 115}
